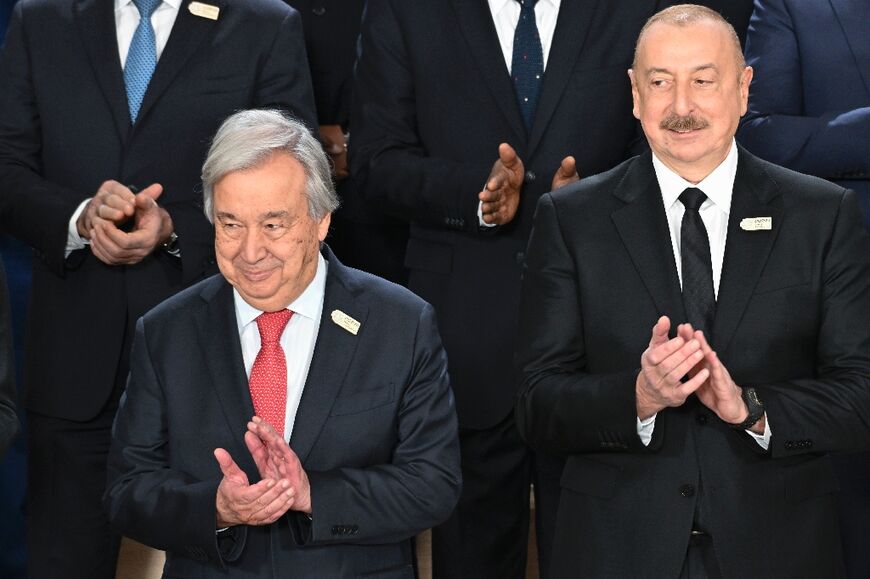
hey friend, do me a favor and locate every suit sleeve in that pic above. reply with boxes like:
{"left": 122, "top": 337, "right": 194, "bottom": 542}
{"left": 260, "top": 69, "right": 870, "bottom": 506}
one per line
{"left": 515, "top": 193, "right": 654, "bottom": 456}
{"left": 737, "top": 0, "right": 870, "bottom": 179}
{"left": 759, "top": 189, "right": 870, "bottom": 457}
{"left": 0, "top": 2, "right": 85, "bottom": 275}
{"left": 349, "top": 0, "right": 493, "bottom": 234}
{"left": 300, "top": 303, "right": 462, "bottom": 545}
{"left": 104, "top": 318, "right": 228, "bottom": 565}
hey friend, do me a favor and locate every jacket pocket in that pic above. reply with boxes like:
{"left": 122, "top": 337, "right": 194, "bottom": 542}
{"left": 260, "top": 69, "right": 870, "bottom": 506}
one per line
{"left": 330, "top": 384, "right": 396, "bottom": 416}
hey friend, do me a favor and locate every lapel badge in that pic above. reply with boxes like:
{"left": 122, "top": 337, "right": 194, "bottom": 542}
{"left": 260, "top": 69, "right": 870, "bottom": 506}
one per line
{"left": 331, "top": 310, "right": 361, "bottom": 336}
{"left": 188, "top": 1, "right": 220, "bottom": 20}
{"left": 739, "top": 217, "right": 772, "bottom": 231}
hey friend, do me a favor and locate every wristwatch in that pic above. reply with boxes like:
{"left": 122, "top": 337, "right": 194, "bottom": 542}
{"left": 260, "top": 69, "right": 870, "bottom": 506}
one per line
{"left": 728, "top": 387, "right": 764, "bottom": 430}
{"left": 161, "top": 231, "right": 181, "bottom": 257}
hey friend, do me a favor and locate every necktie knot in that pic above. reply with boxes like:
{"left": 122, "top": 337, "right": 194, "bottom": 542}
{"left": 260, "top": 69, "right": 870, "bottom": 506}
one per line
{"left": 515, "top": 0, "right": 539, "bottom": 9}
{"left": 679, "top": 187, "right": 707, "bottom": 212}
{"left": 256, "top": 309, "right": 293, "bottom": 345}
{"left": 133, "top": 0, "right": 161, "bottom": 19}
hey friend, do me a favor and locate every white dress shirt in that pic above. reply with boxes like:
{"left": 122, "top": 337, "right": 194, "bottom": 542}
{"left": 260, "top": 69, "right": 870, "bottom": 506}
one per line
{"left": 487, "top": 0, "right": 562, "bottom": 73}
{"left": 637, "top": 141, "right": 771, "bottom": 449}
{"left": 234, "top": 254, "right": 327, "bottom": 441}
{"left": 65, "top": 0, "right": 181, "bottom": 256}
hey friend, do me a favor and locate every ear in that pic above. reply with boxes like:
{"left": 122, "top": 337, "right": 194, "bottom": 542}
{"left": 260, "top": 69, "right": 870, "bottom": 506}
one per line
{"left": 628, "top": 69, "right": 641, "bottom": 120}
{"left": 317, "top": 212, "right": 332, "bottom": 242}
{"left": 738, "top": 66, "right": 753, "bottom": 116}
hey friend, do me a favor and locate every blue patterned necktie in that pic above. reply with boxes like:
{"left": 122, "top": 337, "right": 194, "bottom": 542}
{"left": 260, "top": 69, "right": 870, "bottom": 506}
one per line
{"left": 679, "top": 188, "right": 716, "bottom": 335}
{"left": 124, "top": 0, "right": 162, "bottom": 123}
{"left": 511, "top": 0, "right": 543, "bottom": 131}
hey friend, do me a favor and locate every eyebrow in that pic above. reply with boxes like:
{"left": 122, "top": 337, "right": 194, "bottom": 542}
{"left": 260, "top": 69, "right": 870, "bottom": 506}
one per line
{"left": 646, "top": 63, "right": 718, "bottom": 76}
{"left": 215, "top": 210, "right": 291, "bottom": 222}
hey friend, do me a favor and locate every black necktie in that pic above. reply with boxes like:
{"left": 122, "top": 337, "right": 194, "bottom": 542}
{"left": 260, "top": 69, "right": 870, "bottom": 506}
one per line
{"left": 511, "top": 0, "right": 543, "bottom": 130}
{"left": 679, "top": 188, "right": 715, "bottom": 334}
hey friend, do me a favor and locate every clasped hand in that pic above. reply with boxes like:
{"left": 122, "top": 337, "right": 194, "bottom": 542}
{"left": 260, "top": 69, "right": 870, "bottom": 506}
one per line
{"left": 635, "top": 316, "right": 751, "bottom": 426}
{"left": 76, "top": 180, "right": 173, "bottom": 265}
{"left": 213, "top": 417, "right": 312, "bottom": 528}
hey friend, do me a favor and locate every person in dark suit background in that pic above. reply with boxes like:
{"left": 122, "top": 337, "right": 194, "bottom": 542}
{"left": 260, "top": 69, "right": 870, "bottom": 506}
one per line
{"left": 738, "top": 0, "right": 870, "bottom": 232}
{"left": 285, "top": 0, "right": 410, "bottom": 286}
{"left": 0, "top": 0, "right": 315, "bottom": 576}
{"left": 350, "top": 1, "right": 664, "bottom": 576}
{"left": 517, "top": 4, "right": 870, "bottom": 577}
{"left": 737, "top": 2, "right": 870, "bottom": 576}
{"left": 104, "top": 109, "right": 461, "bottom": 577}
{"left": 0, "top": 258, "right": 17, "bottom": 458}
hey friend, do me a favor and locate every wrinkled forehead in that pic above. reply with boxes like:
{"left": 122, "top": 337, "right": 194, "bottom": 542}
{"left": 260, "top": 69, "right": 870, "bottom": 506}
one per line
{"left": 635, "top": 19, "right": 742, "bottom": 74}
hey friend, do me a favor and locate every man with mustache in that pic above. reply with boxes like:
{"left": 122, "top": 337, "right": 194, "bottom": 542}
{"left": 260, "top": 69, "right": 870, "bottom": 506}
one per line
{"left": 516, "top": 4, "right": 870, "bottom": 577}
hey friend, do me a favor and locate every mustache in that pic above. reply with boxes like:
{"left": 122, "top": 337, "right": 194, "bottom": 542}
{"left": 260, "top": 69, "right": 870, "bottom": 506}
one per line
{"left": 660, "top": 114, "right": 709, "bottom": 132}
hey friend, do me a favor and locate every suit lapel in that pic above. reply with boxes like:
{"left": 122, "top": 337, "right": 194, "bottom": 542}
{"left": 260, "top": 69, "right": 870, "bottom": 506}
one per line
{"left": 525, "top": 0, "right": 600, "bottom": 156}
{"left": 829, "top": 0, "right": 870, "bottom": 97}
{"left": 74, "top": 0, "right": 131, "bottom": 141}
{"left": 195, "top": 278, "right": 258, "bottom": 472}
{"left": 452, "top": 0, "right": 526, "bottom": 144}
{"left": 134, "top": 0, "right": 224, "bottom": 128}
{"left": 611, "top": 153, "right": 686, "bottom": 323}
{"left": 289, "top": 249, "right": 368, "bottom": 463}
{"left": 712, "top": 148, "right": 783, "bottom": 354}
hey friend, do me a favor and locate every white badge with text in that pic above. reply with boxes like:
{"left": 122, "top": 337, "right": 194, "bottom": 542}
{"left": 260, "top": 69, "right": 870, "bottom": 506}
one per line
{"left": 188, "top": 1, "right": 220, "bottom": 20}
{"left": 739, "top": 217, "right": 772, "bottom": 231}
{"left": 331, "top": 310, "right": 361, "bottom": 335}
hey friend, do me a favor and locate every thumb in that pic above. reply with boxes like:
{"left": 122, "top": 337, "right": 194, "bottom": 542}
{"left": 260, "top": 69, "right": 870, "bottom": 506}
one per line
{"left": 498, "top": 142, "right": 519, "bottom": 168}
{"left": 214, "top": 448, "right": 248, "bottom": 485}
{"left": 649, "top": 316, "right": 671, "bottom": 347}
{"left": 136, "top": 183, "right": 164, "bottom": 206}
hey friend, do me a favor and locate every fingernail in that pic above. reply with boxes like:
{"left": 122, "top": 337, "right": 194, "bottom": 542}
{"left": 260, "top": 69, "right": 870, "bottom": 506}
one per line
{"left": 282, "top": 480, "right": 290, "bottom": 489}
{"left": 267, "top": 480, "right": 275, "bottom": 488}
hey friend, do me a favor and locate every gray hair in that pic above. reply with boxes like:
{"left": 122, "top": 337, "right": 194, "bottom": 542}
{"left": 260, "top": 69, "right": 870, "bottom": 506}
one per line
{"left": 633, "top": 4, "right": 745, "bottom": 73}
{"left": 201, "top": 109, "right": 339, "bottom": 222}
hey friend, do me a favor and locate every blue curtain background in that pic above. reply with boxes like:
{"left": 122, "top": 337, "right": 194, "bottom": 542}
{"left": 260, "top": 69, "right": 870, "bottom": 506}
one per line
{"left": 0, "top": 1, "right": 30, "bottom": 577}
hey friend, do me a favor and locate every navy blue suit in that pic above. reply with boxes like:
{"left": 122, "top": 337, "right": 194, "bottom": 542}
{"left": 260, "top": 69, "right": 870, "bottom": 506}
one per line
{"left": 737, "top": 3, "right": 870, "bottom": 576}
{"left": 105, "top": 246, "right": 460, "bottom": 578}
{"left": 738, "top": 0, "right": 870, "bottom": 233}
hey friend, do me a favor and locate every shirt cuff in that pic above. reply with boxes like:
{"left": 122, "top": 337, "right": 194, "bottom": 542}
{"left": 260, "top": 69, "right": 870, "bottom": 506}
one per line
{"left": 65, "top": 199, "right": 91, "bottom": 258}
{"left": 746, "top": 412, "right": 771, "bottom": 450}
{"left": 636, "top": 413, "right": 657, "bottom": 446}
{"left": 477, "top": 200, "right": 497, "bottom": 228}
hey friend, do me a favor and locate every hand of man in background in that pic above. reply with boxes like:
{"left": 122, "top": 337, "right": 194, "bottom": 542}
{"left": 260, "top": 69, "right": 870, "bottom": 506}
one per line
{"left": 88, "top": 184, "right": 174, "bottom": 266}
{"left": 551, "top": 156, "right": 580, "bottom": 191}
{"left": 479, "top": 143, "right": 523, "bottom": 225}
{"left": 319, "top": 124, "right": 349, "bottom": 181}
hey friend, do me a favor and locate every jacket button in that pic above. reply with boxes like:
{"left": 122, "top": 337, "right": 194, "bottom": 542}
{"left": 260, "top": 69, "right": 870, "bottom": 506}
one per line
{"left": 312, "top": 6, "right": 326, "bottom": 16}
{"left": 696, "top": 413, "right": 708, "bottom": 425}
{"left": 524, "top": 170, "right": 536, "bottom": 183}
{"left": 805, "top": 440, "right": 813, "bottom": 449}
{"left": 515, "top": 252, "right": 525, "bottom": 265}
{"left": 784, "top": 441, "right": 795, "bottom": 450}
{"left": 679, "top": 484, "right": 695, "bottom": 497}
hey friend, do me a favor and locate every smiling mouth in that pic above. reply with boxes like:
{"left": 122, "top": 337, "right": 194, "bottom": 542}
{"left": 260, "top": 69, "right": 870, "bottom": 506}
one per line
{"left": 240, "top": 268, "right": 275, "bottom": 282}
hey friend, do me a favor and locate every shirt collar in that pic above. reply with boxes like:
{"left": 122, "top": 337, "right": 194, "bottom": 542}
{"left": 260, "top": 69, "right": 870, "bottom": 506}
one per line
{"left": 652, "top": 139, "right": 738, "bottom": 216}
{"left": 115, "top": 0, "right": 182, "bottom": 11}
{"left": 233, "top": 252, "right": 328, "bottom": 331}
{"left": 488, "top": 0, "right": 556, "bottom": 15}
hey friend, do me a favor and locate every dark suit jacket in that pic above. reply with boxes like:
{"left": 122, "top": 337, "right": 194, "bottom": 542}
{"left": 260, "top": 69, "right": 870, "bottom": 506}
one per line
{"left": 0, "top": 0, "right": 316, "bottom": 421}
{"left": 738, "top": 0, "right": 870, "bottom": 232}
{"left": 284, "top": 0, "right": 364, "bottom": 127}
{"left": 0, "top": 258, "right": 17, "bottom": 457}
{"left": 351, "top": 0, "right": 660, "bottom": 428}
{"left": 516, "top": 148, "right": 870, "bottom": 578}
{"left": 105, "top": 246, "right": 461, "bottom": 578}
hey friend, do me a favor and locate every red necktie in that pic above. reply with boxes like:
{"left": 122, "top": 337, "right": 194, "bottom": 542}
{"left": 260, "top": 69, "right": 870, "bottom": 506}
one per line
{"left": 249, "top": 309, "right": 293, "bottom": 438}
